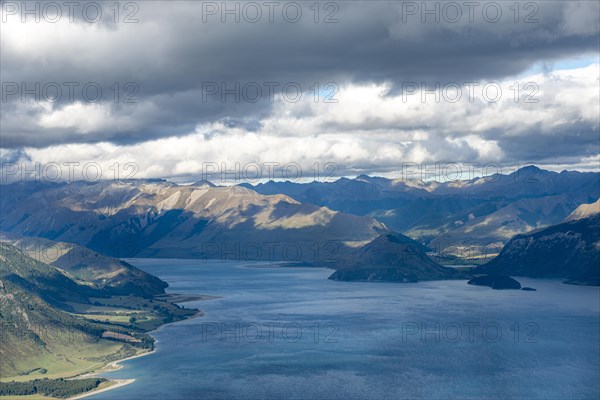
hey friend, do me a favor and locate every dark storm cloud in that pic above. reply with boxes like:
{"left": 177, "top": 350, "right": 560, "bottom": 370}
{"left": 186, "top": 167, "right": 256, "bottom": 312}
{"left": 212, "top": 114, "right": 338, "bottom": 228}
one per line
{"left": 492, "top": 122, "right": 600, "bottom": 162}
{"left": 0, "top": 0, "right": 598, "bottom": 172}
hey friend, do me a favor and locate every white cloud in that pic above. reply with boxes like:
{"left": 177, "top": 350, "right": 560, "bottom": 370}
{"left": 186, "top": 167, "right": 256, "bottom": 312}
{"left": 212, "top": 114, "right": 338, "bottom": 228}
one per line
{"left": 38, "top": 102, "right": 137, "bottom": 134}
{"left": 2, "top": 63, "right": 599, "bottom": 181}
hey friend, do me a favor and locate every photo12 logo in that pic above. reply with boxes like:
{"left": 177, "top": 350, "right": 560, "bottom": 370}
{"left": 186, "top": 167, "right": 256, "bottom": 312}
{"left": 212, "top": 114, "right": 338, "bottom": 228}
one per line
{"left": 198, "top": 1, "right": 340, "bottom": 24}
{"left": 0, "top": 161, "right": 139, "bottom": 183}
{"left": 199, "top": 240, "right": 341, "bottom": 264}
{"left": 197, "top": 161, "right": 339, "bottom": 183}
{"left": 1, "top": 1, "right": 140, "bottom": 23}
{"left": 401, "top": 81, "right": 539, "bottom": 104}
{"left": 396, "top": 162, "right": 543, "bottom": 183}
{"left": 401, "top": 320, "right": 540, "bottom": 343}
{"left": 198, "top": 321, "right": 340, "bottom": 343}
{"left": 201, "top": 81, "right": 339, "bottom": 104}
{"left": 1, "top": 82, "right": 139, "bottom": 103}
{"left": 398, "top": 1, "right": 540, "bottom": 24}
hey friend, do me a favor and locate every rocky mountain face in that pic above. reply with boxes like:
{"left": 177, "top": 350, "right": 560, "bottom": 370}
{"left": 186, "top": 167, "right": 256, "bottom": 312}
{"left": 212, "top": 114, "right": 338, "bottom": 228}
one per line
{"left": 0, "top": 242, "right": 191, "bottom": 378}
{"left": 0, "top": 243, "right": 127, "bottom": 376}
{"left": 0, "top": 180, "right": 387, "bottom": 262}
{"left": 564, "top": 198, "right": 600, "bottom": 222}
{"left": 0, "top": 242, "right": 93, "bottom": 306}
{"left": 243, "top": 167, "right": 600, "bottom": 257}
{"left": 0, "top": 232, "right": 167, "bottom": 297}
{"left": 474, "top": 214, "right": 600, "bottom": 285}
{"left": 328, "top": 233, "right": 466, "bottom": 282}
{"left": 0, "top": 272, "right": 92, "bottom": 377}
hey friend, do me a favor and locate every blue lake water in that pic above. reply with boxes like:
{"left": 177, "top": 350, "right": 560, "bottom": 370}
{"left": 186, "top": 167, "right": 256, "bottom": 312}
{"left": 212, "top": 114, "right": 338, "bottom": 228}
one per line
{"left": 91, "top": 259, "right": 600, "bottom": 400}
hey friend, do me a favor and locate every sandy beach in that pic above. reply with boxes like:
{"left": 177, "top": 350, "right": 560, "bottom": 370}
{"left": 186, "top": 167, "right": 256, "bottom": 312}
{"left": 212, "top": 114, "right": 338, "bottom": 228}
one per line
{"left": 64, "top": 349, "right": 155, "bottom": 399}
{"left": 69, "top": 379, "right": 135, "bottom": 400}
{"left": 75, "top": 348, "right": 156, "bottom": 380}
{"left": 105, "top": 349, "right": 157, "bottom": 372}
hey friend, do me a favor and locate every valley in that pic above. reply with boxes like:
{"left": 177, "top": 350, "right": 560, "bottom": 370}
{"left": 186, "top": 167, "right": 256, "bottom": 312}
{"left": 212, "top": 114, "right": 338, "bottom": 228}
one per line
{"left": 0, "top": 166, "right": 599, "bottom": 399}
{"left": 0, "top": 243, "right": 199, "bottom": 399}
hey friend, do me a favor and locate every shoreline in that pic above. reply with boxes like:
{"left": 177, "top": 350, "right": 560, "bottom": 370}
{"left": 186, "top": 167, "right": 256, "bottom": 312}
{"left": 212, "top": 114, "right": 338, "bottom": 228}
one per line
{"left": 65, "top": 341, "right": 158, "bottom": 400}
{"left": 76, "top": 348, "right": 158, "bottom": 379}
{"left": 2, "top": 294, "right": 212, "bottom": 399}
{"left": 69, "top": 379, "right": 135, "bottom": 400}
{"left": 106, "top": 349, "right": 156, "bottom": 372}
{"left": 67, "top": 304, "right": 207, "bottom": 399}
{"left": 154, "top": 293, "right": 223, "bottom": 303}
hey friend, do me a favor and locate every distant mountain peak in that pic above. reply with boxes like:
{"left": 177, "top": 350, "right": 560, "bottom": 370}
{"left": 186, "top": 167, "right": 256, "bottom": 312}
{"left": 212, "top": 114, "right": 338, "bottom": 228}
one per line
{"left": 191, "top": 179, "right": 216, "bottom": 188}
{"left": 328, "top": 232, "right": 465, "bottom": 283}
{"left": 513, "top": 164, "right": 554, "bottom": 176}
{"left": 518, "top": 164, "right": 541, "bottom": 171}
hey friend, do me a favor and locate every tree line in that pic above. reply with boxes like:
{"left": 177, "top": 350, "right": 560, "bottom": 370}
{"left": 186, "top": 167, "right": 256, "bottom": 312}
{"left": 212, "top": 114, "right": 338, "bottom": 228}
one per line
{"left": 0, "top": 377, "right": 106, "bottom": 398}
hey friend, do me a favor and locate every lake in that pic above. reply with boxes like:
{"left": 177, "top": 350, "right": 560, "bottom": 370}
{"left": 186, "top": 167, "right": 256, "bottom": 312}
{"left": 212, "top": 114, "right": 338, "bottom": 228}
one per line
{"left": 90, "top": 259, "right": 600, "bottom": 399}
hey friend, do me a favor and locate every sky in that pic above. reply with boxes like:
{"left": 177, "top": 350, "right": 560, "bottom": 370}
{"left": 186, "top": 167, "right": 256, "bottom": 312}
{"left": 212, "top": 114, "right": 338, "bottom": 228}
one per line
{"left": 0, "top": 0, "right": 599, "bottom": 183}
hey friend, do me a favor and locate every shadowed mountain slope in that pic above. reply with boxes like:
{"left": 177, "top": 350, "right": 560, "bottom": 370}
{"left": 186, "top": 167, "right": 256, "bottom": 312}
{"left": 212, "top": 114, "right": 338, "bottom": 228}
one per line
{"left": 0, "top": 181, "right": 387, "bottom": 262}
{"left": 475, "top": 214, "right": 600, "bottom": 285}
{"left": 329, "top": 233, "right": 467, "bottom": 282}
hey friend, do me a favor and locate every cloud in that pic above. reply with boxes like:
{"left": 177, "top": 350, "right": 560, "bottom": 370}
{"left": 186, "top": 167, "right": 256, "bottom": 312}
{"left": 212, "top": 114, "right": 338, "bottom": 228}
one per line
{"left": 2, "top": 63, "right": 598, "bottom": 182}
{"left": 0, "top": 1, "right": 598, "bottom": 175}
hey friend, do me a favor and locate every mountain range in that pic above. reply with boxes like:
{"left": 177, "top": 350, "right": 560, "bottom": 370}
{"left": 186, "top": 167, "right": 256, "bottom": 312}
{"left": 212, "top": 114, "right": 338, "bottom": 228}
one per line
{"left": 0, "top": 180, "right": 387, "bottom": 262}
{"left": 1, "top": 166, "right": 598, "bottom": 285}
{"left": 241, "top": 166, "right": 599, "bottom": 258}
